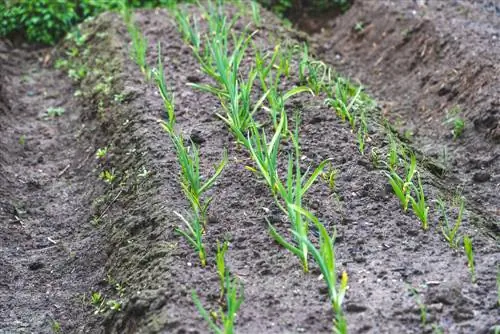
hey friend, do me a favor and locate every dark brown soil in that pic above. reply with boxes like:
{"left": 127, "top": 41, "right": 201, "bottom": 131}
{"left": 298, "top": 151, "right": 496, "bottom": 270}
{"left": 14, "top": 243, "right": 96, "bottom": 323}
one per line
{"left": 309, "top": 0, "right": 500, "bottom": 229}
{"left": 0, "top": 1, "right": 498, "bottom": 334}
{"left": 0, "top": 43, "right": 105, "bottom": 332}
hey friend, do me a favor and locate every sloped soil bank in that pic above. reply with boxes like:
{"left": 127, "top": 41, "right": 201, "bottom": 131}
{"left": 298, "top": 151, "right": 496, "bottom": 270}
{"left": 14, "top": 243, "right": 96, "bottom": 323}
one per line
{"left": 0, "top": 3, "right": 498, "bottom": 334}
{"left": 309, "top": 0, "right": 500, "bottom": 228}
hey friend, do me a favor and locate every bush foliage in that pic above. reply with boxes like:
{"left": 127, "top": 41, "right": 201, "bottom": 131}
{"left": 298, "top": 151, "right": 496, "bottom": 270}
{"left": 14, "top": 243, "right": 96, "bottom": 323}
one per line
{"left": 0, "top": 0, "right": 176, "bottom": 44}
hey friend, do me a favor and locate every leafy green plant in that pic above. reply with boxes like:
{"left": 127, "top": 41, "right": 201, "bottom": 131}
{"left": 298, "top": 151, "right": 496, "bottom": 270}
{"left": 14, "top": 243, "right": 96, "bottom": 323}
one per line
{"left": 216, "top": 240, "right": 229, "bottom": 298}
{"left": 174, "top": 9, "right": 201, "bottom": 51}
{"left": 326, "top": 78, "right": 363, "bottom": 129}
{"left": 251, "top": 1, "right": 261, "bottom": 26}
{"left": 269, "top": 117, "right": 329, "bottom": 272}
{"left": 46, "top": 107, "right": 65, "bottom": 118}
{"left": 385, "top": 153, "right": 416, "bottom": 212}
{"left": 175, "top": 211, "right": 207, "bottom": 267}
{"left": 162, "top": 127, "right": 228, "bottom": 222}
{"left": 96, "top": 147, "right": 108, "bottom": 160}
{"left": 245, "top": 112, "right": 284, "bottom": 194}
{"left": 192, "top": 275, "right": 244, "bottom": 334}
{"left": 357, "top": 110, "right": 368, "bottom": 154}
{"left": 410, "top": 173, "right": 429, "bottom": 230}
{"left": 99, "top": 169, "right": 117, "bottom": 184}
{"left": 444, "top": 106, "right": 465, "bottom": 140}
{"left": 290, "top": 206, "right": 348, "bottom": 333}
{"left": 127, "top": 21, "right": 150, "bottom": 79}
{"left": 463, "top": 236, "right": 476, "bottom": 283}
{"left": 153, "top": 43, "right": 176, "bottom": 129}
{"left": 437, "top": 197, "right": 464, "bottom": 248}
{"left": 409, "top": 286, "right": 427, "bottom": 326}
{"left": 321, "top": 165, "right": 339, "bottom": 191}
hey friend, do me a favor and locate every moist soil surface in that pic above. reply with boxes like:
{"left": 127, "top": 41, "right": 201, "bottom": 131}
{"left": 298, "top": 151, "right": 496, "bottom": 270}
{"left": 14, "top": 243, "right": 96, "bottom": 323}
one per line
{"left": 1, "top": 1, "right": 498, "bottom": 334}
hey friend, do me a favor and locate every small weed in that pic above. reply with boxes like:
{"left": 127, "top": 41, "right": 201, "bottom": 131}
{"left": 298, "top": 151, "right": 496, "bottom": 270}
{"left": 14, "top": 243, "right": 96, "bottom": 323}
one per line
{"left": 321, "top": 165, "right": 339, "bottom": 191}
{"left": 19, "top": 135, "right": 26, "bottom": 146}
{"left": 50, "top": 320, "right": 61, "bottom": 333}
{"left": 409, "top": 286, "right": 427, "bottom": 327}
{"left": 444, "top": 106, "right": 465, "bottom": 139}
{"left": 90, "top": 291, "right": 104, "bottom": 314}
{"left": 95, "top": 147, "right": 108, "bottom": 160}
{"left": 45, "top": 107, "right": 65, "bottom": 118}
{"left": 99, "top": 169, "right": 116, "bottom": 184}
{"left": 354, "top": 22, "right": 364, "bottom": 32}
{"left": 106, "top": 300, "right": 122, "bottom": 312}
{"left": 463, "top": 236, "right": 476, "bottom": 283}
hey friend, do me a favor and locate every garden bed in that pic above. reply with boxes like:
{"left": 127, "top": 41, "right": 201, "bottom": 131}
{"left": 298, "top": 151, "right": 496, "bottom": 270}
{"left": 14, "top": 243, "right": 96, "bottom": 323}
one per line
{"left": 0, "top": 1, "right": 498, "bottom": 333}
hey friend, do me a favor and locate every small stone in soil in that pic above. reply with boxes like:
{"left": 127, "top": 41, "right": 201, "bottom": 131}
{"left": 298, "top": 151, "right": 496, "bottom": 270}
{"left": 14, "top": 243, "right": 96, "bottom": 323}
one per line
{"left": 472, "top": 171, "right": 491, "bottom": 182}
{"left": 28, "top": 261, "right": 44, "bottom": 270}
{"left": 189, "top": 130, "right": 205, "bottom": 144}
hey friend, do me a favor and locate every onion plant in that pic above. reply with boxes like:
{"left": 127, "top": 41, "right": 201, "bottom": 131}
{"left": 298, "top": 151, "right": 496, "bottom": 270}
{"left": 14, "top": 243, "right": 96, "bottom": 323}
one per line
{"left": 463, "top": 236, "right": 476, "bottom": 283}
{"left": 163, "top": 128, "right": 228, "bottom": 223}
{"left": 127, "top": 19, "right": 149, "bottom": 79}
{"left": 192, "top": 274, "right": 244, "bottom": 334}
{"left": 325, "top": 78, "right": 362, "bottom": 129}
{"left": 290, "top": 205, "right": 348, "bottom": 334}
{"left": 174, "top": 9, "right": 201, "bottom": 52}
{"left": 437, "top": 197, "right": 464, "bottom": 249}
{"left": 385, "top": 153, "right": 416, "bottom": 212}
{"left": 410, "top": 172, "right": 429, "bottom": 230}
{"left": 175, "top": 211, "right": 207, "bottom": 267}
{"left": 245, "top": 111, "right": 285, "bottom": 194}
{"left": 269, "top": 116, "right": 329, "bottom": 272}
{"left": 216, "top": 240, "right": 229, "bottom": 298}
{"left": 255, "top": 45, "right": 313, "bottom": 134}
{"left": 153, "top": 43, "right": 175, "bottom": 129}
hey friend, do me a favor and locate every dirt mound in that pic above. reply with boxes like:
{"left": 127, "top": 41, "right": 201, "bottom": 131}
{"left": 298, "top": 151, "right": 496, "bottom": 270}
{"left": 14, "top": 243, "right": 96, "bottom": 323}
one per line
{"left": 0, "top": 2, "right": 498, "bottom": 334}
{"left": 311, "top": 0, "right": 500, "bottom": 227}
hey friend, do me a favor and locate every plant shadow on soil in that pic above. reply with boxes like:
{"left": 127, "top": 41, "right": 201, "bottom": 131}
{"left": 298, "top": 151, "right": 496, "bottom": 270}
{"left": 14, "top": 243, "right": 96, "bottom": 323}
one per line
{"left": 1, "top": 1, "right": 499, "bottom": 334}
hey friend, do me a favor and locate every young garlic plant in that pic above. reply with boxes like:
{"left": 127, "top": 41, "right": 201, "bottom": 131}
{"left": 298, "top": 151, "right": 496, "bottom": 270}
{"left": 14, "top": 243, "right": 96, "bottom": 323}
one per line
{"left": 291, "top": 206, "right": 348, "bottom": 334}
{"left": 269, "top": 116, "right": 329, "bottom": 272}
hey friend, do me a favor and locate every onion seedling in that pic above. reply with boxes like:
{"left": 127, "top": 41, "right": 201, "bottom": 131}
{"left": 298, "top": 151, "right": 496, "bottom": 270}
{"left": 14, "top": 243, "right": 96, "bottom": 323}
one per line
{"left": 269, "top": 116, "right": 330, "bottom": 272}
{"left": 325, "top": 78, "right": 362, "bottom": 129}
{"left": 463, "top": 236, "right": 476, "bottom": 283}
{"left": 175, "top": 211, "right": 206, "bottom": 267}
{"left": 192, "top": 274, "right": 244, "bottom": 334}
{"left": 216, "top": 240, "right": 229, "bottom": 298}
{"left": 410, "top": 172, "right": 429, "bottom": 230}
{"left": 174, "top": 9, "right": 201, "bottom": 52}
{"left": 385, "top": 153, "right": 416, "bottom": 212}
{"left": 408, "top": 286, "right": 427, "bottom": 327}
{"left": 153, "top": 43, "right": 175, "bottom": 130}
{"left": 245, "top": 111, "right": 285, "bottom": 193}
{"left": 251, "top": 1, "right": 260, "bottom": 26}
{"left": 290, "top": 206, "right": 348, "bottom": 334}
{"left": 127, "top": 20, "right": 149, "bottom": 79}
{"left": 163, "top": 128, "right": 228, "bottom": 222}
{"left": 437, "top": 197, "right": 464, "bottom": 249}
